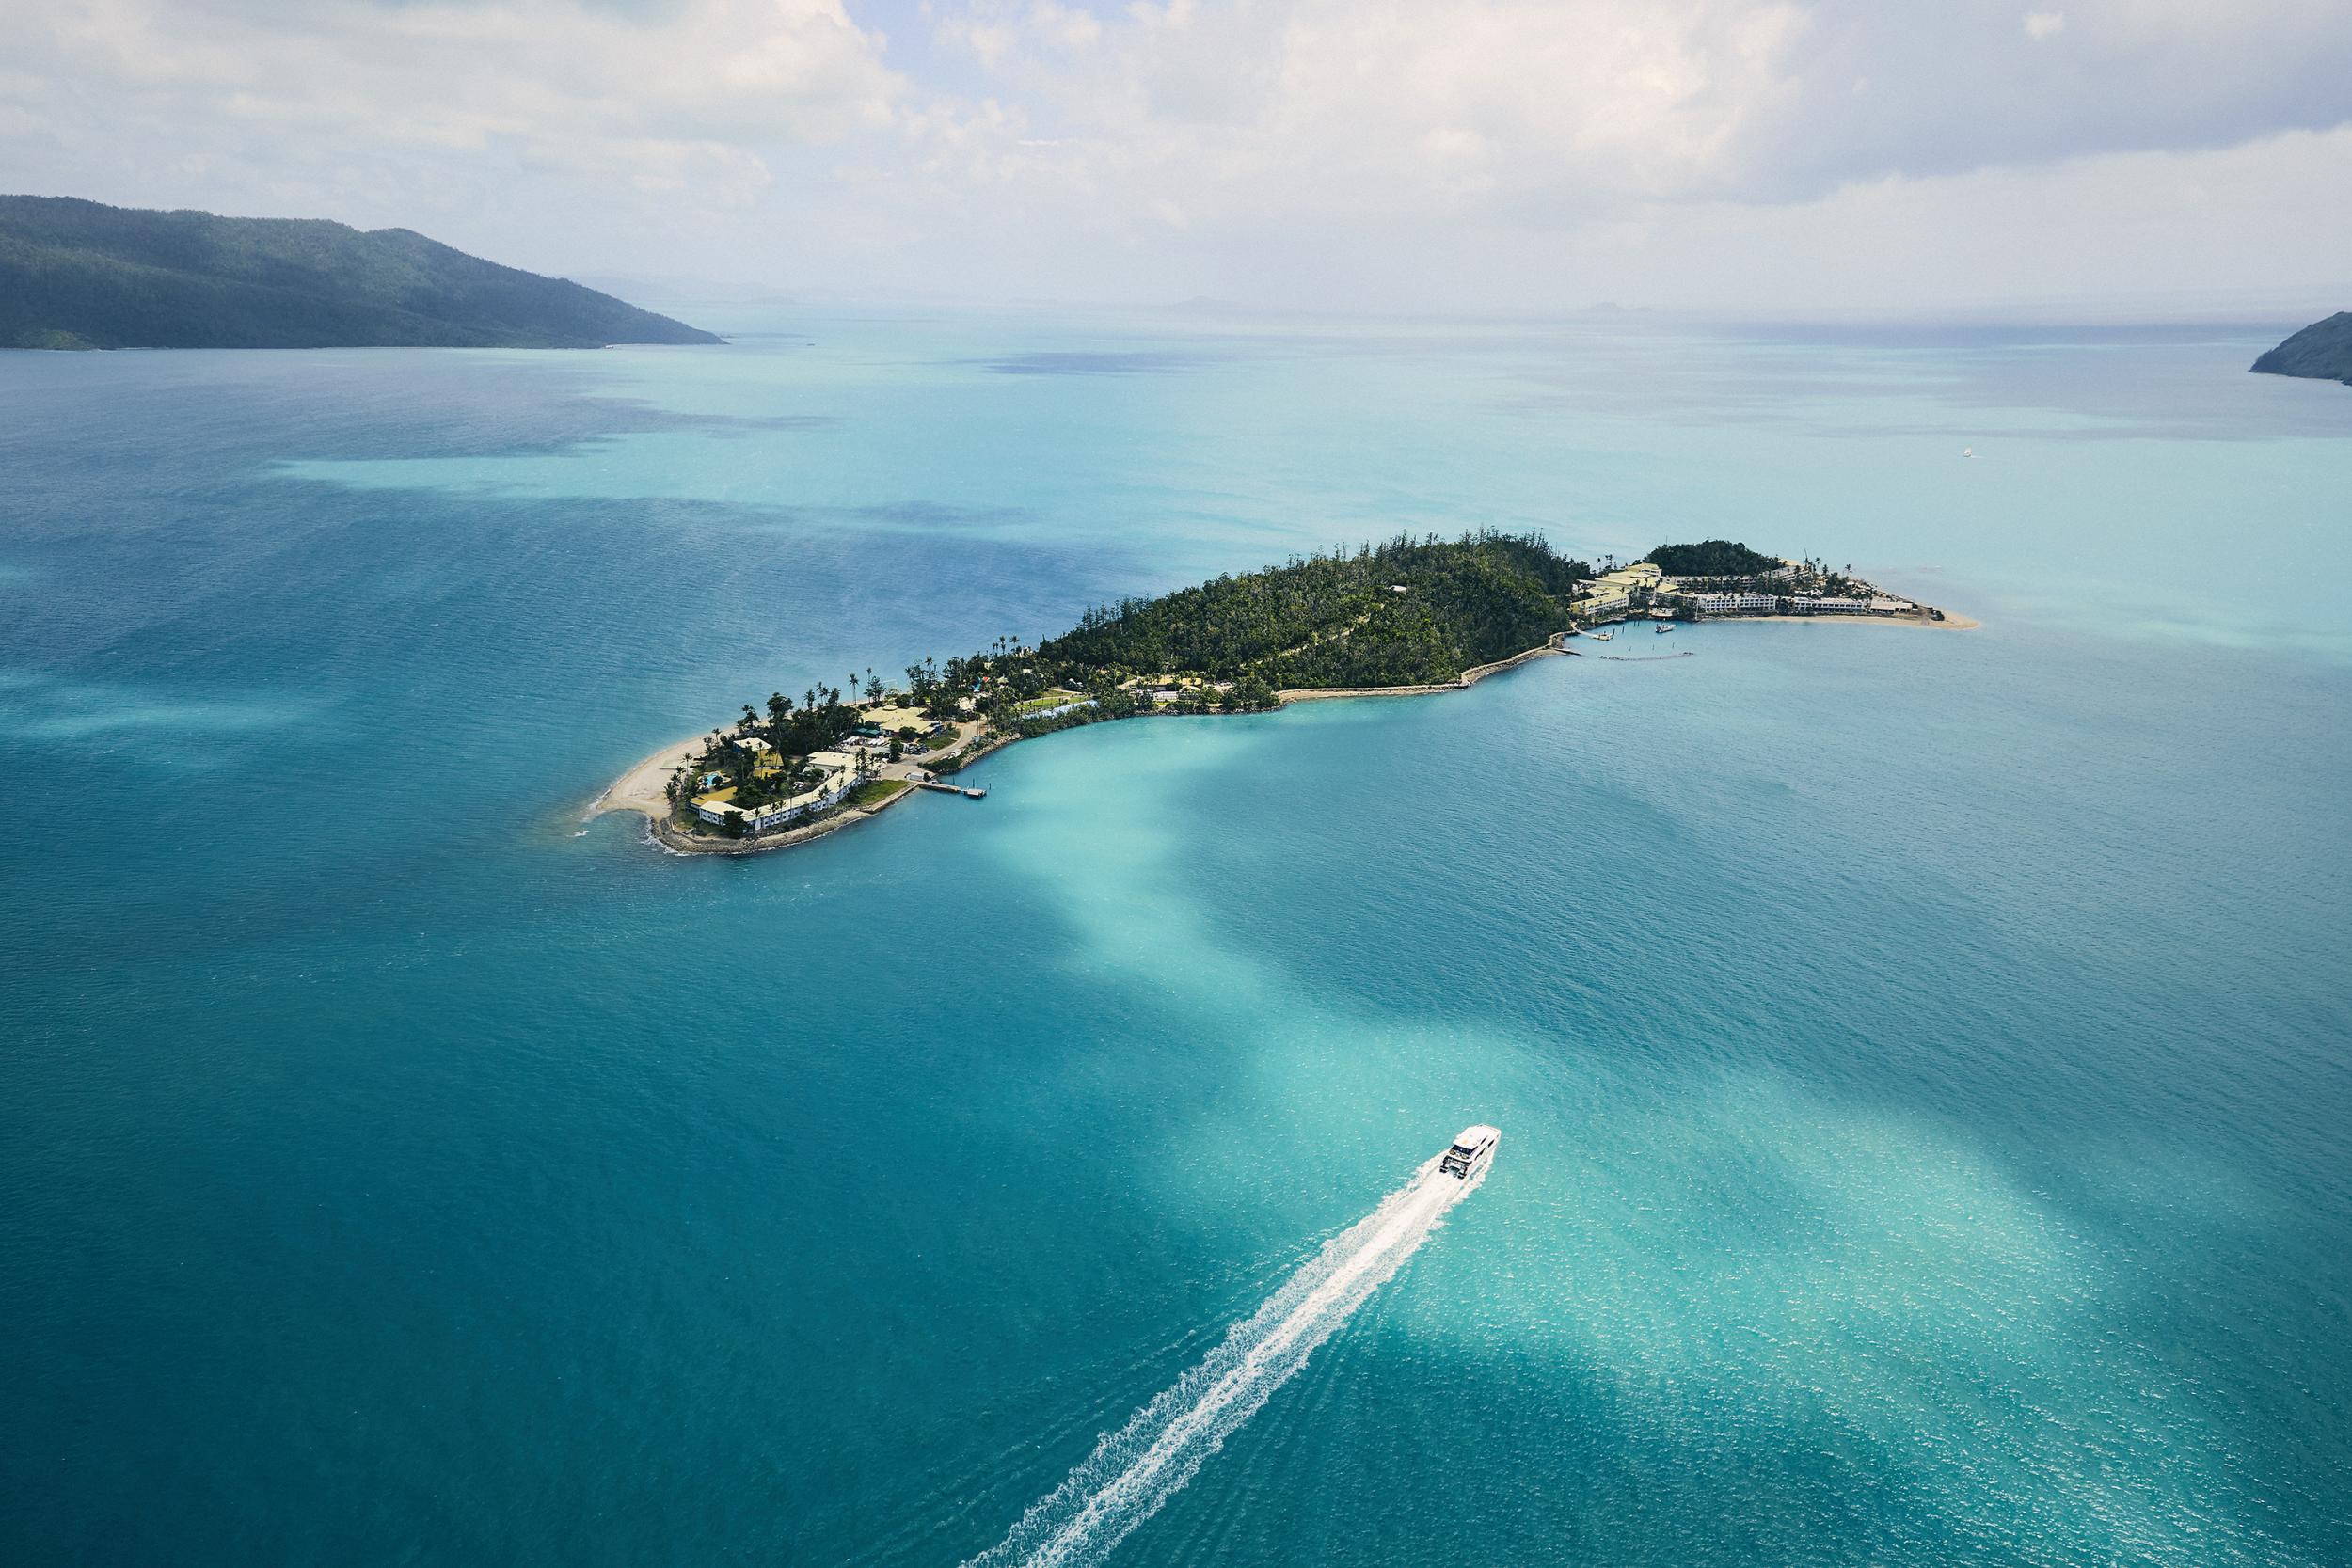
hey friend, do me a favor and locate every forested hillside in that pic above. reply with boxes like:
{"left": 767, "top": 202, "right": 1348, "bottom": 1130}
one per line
{"left": 1039, "top": 531, "right": 1593, "bottom": 689}
{"left": 1646, "top": 540, "right": 1782, "bottom": 577}
{"left": 2250, "top": 312, "right": 2352, "bottom": 387}
{"left": 0, "top": 196, "right": 722, "bottom": 350}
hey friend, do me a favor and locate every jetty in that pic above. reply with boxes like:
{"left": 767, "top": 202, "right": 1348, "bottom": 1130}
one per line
{"left": 918, "top": 779, "right": 988, "bottom": 799}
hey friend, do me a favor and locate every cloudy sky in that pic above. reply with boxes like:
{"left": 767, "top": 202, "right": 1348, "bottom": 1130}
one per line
{"left": 5, "top": 0, "right": 2348, "bottom": 311}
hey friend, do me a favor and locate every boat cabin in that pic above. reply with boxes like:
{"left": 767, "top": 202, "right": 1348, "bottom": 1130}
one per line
{"left": 1441, "top": 1125, "right": 1499, "bottom": 1179}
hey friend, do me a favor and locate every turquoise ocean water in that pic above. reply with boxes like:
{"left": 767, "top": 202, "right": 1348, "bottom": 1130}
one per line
{"left": 3, "top": 310, "right": 2348, "bottom": 1565}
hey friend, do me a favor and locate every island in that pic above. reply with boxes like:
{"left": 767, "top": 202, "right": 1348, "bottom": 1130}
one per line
{"left": 0, "top": 196, "right": 721, "bottom": 351}
{"left": 595, "top": 533, "right": 1966, "bottom": 856}
{"left": 2249, "top": 312, "right": 2352, "bottom": 387}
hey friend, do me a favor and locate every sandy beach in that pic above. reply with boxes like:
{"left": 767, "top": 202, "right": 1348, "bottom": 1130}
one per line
{"left": 588, "top": 733, "right": 709, "bottom": 820}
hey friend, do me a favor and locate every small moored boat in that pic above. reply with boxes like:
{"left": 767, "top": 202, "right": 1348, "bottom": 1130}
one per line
{"left": 1440, "top": 1125, "right": 1500, "bottom": 1180}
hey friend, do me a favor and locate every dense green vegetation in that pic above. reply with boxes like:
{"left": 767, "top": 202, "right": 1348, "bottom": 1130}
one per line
{"left": 657, "top": 531, "right": 1931, "bottom": 845}
{"left": 663, "top": 686, "right": 863, "bottom": 818}
{"left": 750, "top": 688, "right": 863, "bottom": 760}
{"left": 674, "top": 534, "right": 1618, "bottom": 838}
{"left": 2250, "top": 312, "right": 2352, "bottom": 387}
{"left": 1034, "top": 531, "right": 1593, "bottom": 689}
{"left": 1646, "top": 539, "right": 1783, "bottom": 577}
{"left": 0, "top": 196, "right": 721, "bottom": 350}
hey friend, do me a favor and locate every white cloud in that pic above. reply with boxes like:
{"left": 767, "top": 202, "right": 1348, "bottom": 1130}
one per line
{"left": 3, "top": 0, "right": 2348, "bottom": 309}
{"left": 892, "top": 0, "right": 2352, "bottom": 252}
{"left": 12, "top": 0, "right": 901, "bottom": 193}
{"left": 1562, "top": 122, "right": 2352, "bottom": 312}
{"left": 934, "top": 0, "right": 1816, "bottom": 214}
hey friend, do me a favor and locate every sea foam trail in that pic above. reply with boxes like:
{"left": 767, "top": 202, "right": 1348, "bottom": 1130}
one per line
{"left": 963, "top": 1150, "right": 1491, "bottom": 1568}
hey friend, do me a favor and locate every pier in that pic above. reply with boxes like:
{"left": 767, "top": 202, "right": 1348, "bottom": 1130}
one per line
{"left": 917, "top": 779, "right": 988, "bottom": 799}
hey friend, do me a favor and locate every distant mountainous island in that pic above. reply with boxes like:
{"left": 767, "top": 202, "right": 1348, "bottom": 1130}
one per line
{"left": 0, "top": 196, "right": 721, "bottom": 351}
{"left": 2250, "top": 312, "right": 2352, "bottom": 387}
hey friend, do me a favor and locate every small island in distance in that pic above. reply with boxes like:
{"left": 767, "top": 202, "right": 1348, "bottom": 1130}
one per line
{"left": 596, "top": 532, "right": 1967, "bottom": 856}
{"left": 0, "top": 195, "right": 721, "bottom": 351}
{"left": 2250, "top": 311, "right": 2352, "bottom": 387}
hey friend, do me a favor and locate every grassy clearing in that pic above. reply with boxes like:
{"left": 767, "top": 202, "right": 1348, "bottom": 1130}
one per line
{"left": 1011, "top": 689, "right": 1085, "bottom": 717}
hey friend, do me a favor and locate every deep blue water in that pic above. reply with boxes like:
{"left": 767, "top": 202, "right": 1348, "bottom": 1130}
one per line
{"left": 3, "top": 311, "right": 2348, "bottom": 1566}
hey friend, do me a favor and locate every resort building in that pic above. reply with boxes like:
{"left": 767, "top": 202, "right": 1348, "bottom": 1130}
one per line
{"left": 1787, "top": 595, "right": 1872, "bottom": 614}
{"left": 695, "top": 767, "right": 857, "bottom": 834}
{"left": 1573, "top": 587, "right": 1633, "bottom": 622}
{"left": 1573, "top": 562, "right": 1666, "bottom": 626}
{"left": 692, "top": 749, "right": 861, "bottom": 836}
{"left": 1685, "top": 592, "right": 1782, "bottom": 615}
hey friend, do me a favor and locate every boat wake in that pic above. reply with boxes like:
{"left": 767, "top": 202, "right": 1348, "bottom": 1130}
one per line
{"left": 962, "top": 1150, "right": 1490, "bottom": 1568}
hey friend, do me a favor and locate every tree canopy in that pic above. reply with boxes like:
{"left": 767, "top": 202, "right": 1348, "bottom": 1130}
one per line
{"left": 681, "top": 532, "right": 1602, "bottom": 830}
{"left": 1038, "top": 531, "right": 1592, "bottom": 689}
{"left": 1645, "top": 540, "right": 1783, "bottom": 577}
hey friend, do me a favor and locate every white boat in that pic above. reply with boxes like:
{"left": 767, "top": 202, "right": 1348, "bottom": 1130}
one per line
{"left": 1655, "top": 623, "right": 1674, "bottom": 634}
{"left": 1440, "top": 1125, "right": 1499, "bottom": 1180}
{"left": 1590, "top": 630, "right": 1614, "bottom": 641}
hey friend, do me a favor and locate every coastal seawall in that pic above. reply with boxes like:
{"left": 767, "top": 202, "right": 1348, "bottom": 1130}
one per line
{"left": 645, "top": 780, "right": 920, "bottom": 856}
{"left": 1277, "top": 636, "right": 1565, "bottom": 703}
